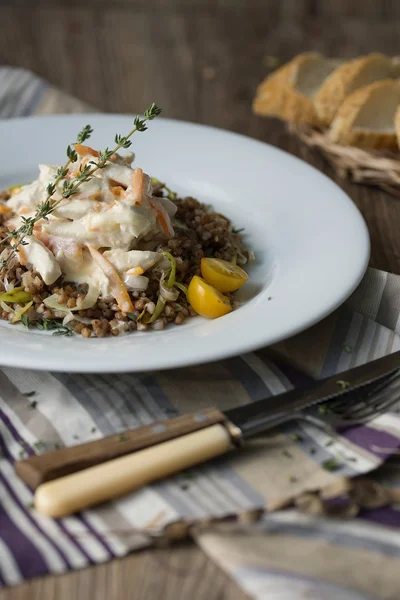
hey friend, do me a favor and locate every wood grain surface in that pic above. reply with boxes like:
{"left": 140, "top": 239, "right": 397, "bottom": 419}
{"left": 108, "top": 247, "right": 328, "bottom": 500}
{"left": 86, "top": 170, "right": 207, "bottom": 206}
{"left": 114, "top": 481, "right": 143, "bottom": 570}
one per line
{"left": 1, "top": 1, "right": 400, "bottom": 598}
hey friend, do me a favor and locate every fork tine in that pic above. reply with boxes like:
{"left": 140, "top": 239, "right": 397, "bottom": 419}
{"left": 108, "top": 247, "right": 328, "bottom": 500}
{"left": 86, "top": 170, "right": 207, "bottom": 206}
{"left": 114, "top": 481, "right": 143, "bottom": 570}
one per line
{"left": 333, "top": 369, "right": 400, "bottom": 423}
{"left": 362, "top": 370, "right": 400, "bottom": 398}
{"left": 353, "top": 375, "right": 400, "bottom": 419}
{"left": 329, "top": 370, "right": 400, "bottom": 414}
{"left": 367, "top": 386, "right": 400, "bottom": 413}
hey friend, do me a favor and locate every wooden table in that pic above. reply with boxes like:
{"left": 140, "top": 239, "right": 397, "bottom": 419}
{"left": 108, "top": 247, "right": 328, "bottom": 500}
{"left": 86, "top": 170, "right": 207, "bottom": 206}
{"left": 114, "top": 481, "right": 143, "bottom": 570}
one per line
{"left": 2, "top": 1, "right": 400, "bottom": 598}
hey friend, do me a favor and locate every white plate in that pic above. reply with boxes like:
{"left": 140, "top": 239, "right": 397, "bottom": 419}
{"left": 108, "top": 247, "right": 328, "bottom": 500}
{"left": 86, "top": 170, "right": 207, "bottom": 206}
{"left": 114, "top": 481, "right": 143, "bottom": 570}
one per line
{"left": 0, "top": 114, "right": 369, "bottom": 373}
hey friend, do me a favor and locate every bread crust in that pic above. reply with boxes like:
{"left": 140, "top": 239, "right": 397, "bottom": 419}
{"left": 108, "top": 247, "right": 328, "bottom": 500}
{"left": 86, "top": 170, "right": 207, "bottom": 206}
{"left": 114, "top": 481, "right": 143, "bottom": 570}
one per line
{"left": 253, "top": 53, "right": 323, "bottom": 126}
{"left": 328, "top": 79, "right": 400, "bottom": 151}
{"left": 314, "top": 53, "right": 393, "bottom": 126}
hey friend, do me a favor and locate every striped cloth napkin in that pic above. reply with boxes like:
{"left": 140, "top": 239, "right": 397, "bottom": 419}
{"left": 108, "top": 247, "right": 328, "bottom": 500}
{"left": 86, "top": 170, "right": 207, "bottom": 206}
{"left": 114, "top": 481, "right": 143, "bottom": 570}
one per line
{"left": 1, "top": 67, "right": 400, "bottom": 599}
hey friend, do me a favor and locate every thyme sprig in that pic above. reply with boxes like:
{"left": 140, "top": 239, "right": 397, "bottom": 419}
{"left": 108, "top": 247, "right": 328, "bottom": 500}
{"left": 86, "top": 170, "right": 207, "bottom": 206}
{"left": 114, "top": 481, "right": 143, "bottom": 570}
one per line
{"left": 0, "top": 124, "right": 93, "bottom": 269}
{"left": 0, "top": 104, "right": 161, "bottom": 269}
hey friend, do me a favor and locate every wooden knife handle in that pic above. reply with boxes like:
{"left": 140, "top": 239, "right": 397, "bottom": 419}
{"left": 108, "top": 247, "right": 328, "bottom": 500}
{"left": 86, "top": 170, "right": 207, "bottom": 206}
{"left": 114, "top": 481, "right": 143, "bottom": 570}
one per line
{"left": 35, "top": 424, "right": 233, "bottom": 517}
{"left": 15, "top": 407, "right": 226, "bottom": 490}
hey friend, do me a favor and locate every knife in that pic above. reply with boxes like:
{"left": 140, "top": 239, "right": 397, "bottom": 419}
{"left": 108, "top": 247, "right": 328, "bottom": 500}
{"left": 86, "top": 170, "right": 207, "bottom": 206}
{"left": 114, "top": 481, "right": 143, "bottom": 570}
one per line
{"left": 16, "top": 350, "right": 400, "bottom": 518}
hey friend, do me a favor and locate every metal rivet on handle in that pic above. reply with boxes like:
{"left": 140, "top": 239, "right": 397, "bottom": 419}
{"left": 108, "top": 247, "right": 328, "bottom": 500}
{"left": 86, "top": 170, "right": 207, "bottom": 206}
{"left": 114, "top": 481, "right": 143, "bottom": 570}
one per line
{"left": 193, "top": 414, "right": 209, "bottom": 422}
{"left": 152, "top": 424, "right": 167, "bottom": 433}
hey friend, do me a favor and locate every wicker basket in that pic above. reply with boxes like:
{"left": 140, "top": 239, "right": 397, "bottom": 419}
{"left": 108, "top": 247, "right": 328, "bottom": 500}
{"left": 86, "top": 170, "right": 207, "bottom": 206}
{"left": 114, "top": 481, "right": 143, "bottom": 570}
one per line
{"left": 288, "top": 124, "right": 400, "bottom": 198}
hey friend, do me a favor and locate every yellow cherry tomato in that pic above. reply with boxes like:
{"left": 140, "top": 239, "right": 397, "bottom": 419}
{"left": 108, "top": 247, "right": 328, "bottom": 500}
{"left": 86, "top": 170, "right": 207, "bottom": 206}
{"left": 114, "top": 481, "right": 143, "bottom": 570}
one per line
{"left": 200, "top": 258, "right": 248, "bottom": 293}
{"left": 187, "top": 276, "right": 232, "bottom": 319}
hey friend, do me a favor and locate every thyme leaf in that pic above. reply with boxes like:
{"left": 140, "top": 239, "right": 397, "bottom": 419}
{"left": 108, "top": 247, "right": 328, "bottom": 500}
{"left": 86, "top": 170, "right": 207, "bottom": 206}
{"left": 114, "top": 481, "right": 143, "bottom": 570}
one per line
{"left": 0, "top": 105, "right": 161, "bottom": 269}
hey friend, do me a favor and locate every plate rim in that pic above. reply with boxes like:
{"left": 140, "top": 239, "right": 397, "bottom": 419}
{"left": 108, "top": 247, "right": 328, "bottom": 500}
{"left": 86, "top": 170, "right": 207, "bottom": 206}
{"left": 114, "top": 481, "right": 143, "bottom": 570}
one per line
{"left": 0, "top": 113, "right": 370, "bottom": 372}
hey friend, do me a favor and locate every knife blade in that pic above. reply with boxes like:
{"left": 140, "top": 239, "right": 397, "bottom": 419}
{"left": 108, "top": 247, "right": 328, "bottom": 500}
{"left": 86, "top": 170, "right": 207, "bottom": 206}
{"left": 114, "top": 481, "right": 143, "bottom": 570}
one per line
{"left": 17, "top": 349, "right": 400, "bottom": 518}
{"left": 226, "top": 349, "right": 400, "bottom": 438}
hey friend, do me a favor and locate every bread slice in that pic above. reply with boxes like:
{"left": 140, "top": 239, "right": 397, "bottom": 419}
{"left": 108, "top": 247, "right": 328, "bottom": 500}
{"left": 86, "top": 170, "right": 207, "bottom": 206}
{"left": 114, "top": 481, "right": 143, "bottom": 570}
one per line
{"left": 315, "top": 53, "right": 395, "bottom": 126}
{"left": 328, "top": 79, "right": 400, "bottom": 151}
{"left": 253, "top": 53, "right": 342, "bottom": 126}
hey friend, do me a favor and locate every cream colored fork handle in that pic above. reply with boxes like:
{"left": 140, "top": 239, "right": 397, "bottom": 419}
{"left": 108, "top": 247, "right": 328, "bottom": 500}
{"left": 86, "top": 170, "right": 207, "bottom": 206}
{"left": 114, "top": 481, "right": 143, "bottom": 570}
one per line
{"left": 35, "top": 424, "right": 233, "bottom": 518}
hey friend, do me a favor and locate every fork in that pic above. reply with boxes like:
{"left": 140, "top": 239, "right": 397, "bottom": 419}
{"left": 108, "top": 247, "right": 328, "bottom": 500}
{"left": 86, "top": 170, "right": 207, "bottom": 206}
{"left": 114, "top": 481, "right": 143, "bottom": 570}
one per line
{"left": 26, "top": 366, "right": 400, "bottom": 517}
{"left": 258, "top": 368, "right": 400, "bottom": 436}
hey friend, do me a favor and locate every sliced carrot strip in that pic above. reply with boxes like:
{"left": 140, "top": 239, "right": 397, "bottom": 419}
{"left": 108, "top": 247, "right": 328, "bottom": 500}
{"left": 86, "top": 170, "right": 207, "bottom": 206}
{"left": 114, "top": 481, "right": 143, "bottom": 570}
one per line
{"left": 18, "top": 245, "right": 28, "bottom": 266}
{"left": 87, "top": 245, "right": 134, "bottom": 313}
{"left": 33, "top": 229, "right": 49, "bottom": 246}
{"left": 17, "top": 207, "right": 30, "bottom": 215}
{"left": 74, "top": 144, "right": 99, "bottom": 158}
{"left": 0, "top": 205, "right": 11, "bottom": 213}
{"left": 126, "top": 168, "right": 144, "bottom": 205}
{"left": 10, "top": 238, "right": 28, "bottom": 266}
{"left": 149, "top": 198, "right": 174, "bottom": 238}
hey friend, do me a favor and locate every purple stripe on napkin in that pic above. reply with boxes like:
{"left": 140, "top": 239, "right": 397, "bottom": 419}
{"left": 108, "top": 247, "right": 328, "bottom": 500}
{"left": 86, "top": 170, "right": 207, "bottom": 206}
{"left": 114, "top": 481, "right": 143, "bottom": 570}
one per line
{"left": 60, "top": 514, "right": 113, "bottom": 560}
{"left": 0, "top": 470, "right": 71, "bottom": 569}
{"left": 361, "top": 506, "right": 400, "bottom": 528}
{"left": 0, "top": 406, "right": 111, "bottom": 563}
{"left": 341, "top": 425, "right": 400, "bottom": 458}
{"left": 323, "top": 496, "right": 353, "bottom": 510}
{"left": 0, "top": 505, "right": 48, "bottom": 579}
{"left": 0, "top": 431, "right": 12, "bottom": 462}
{"left": 0, "top": 441, "right": 102, "bottom": 566}
{"left": 0, "top": 405, "right": 34, "bottom": 456}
